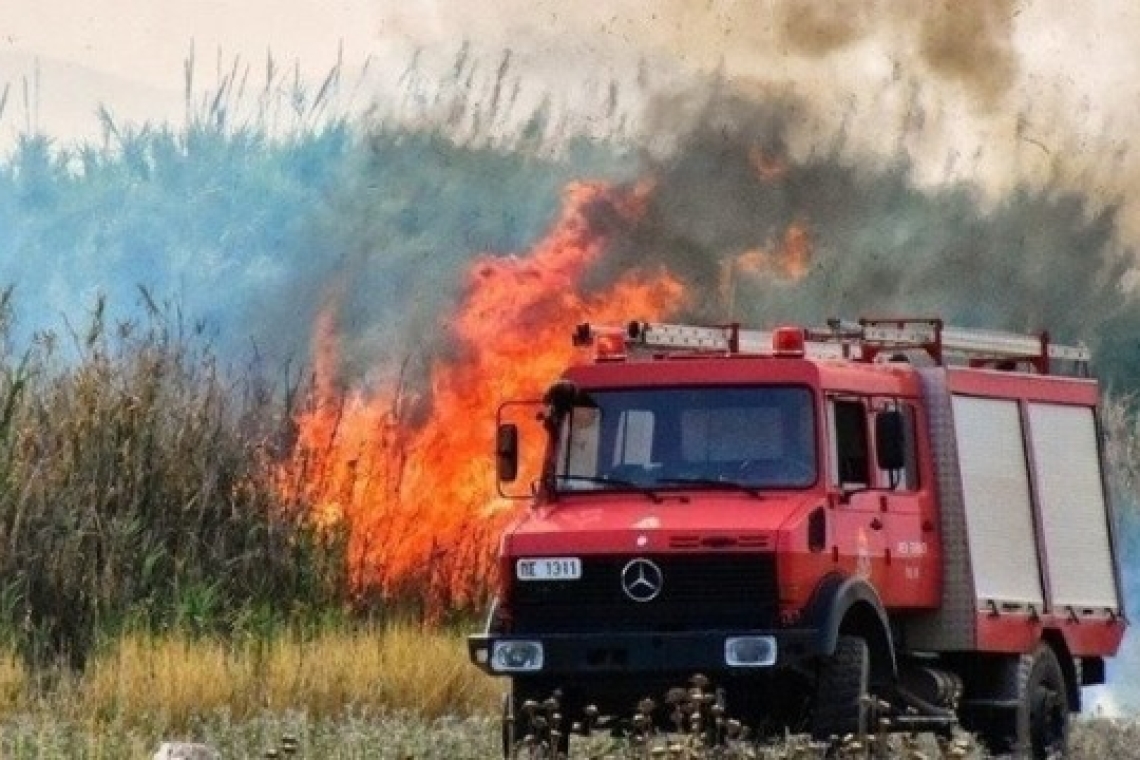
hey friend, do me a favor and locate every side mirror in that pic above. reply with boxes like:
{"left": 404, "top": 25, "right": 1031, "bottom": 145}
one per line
{"left": 875, "top": 410, "right": 905, "bottom": 471}
{"left": 544, "top": 380, "right": 578, "bottom": 417}
{"left": 496, "top": 423, "right": 520, "bottom": 483}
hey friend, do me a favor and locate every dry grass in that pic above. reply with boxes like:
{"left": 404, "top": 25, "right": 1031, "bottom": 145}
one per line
{"left": 0, "top": 622, "right": 1129, "bottom": 757}
{"left": 0, "top": 621, "right": 504, "bottom": 757}
{"left": 10, "top": 622, "right": 498, "bottom": 730}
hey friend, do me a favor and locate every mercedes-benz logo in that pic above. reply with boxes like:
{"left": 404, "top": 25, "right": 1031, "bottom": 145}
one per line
{"left": 621, "top": 558, "right": 664, "bottom": 602}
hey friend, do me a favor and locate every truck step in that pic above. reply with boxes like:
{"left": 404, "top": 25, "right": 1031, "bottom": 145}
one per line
{"left": 890, "top": 714, "right": 959, "bottom": 735}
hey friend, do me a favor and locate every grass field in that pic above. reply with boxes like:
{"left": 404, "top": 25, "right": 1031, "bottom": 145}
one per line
{"left": 1, "top": 708, "right": 1133, "bottom": 759}
{"left": 0, "top": 622, "right": 1128, "bottom": 758}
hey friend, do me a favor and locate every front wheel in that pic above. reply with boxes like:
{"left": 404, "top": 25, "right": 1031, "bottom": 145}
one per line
{"left": 811, "top": 634, "right": 871, "bottom": 741}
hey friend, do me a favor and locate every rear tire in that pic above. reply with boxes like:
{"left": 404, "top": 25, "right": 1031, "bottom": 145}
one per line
{"left": 811, "top": 634, "right": 871, "bottom": 741}
{"left": 975, "top": 643, "right": 1070, "bottom": 759}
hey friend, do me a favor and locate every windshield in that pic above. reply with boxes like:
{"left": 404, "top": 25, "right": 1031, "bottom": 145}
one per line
{"left": 553, "top": 386, "right": 817, "bottom": 492}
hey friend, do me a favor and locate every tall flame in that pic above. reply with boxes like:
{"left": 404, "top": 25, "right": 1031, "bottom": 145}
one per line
{"left": 719, "top": 220, "right": 813, "bottom": 316}
{"left": 280, "top": 182, "right": 684, "bottom": 613}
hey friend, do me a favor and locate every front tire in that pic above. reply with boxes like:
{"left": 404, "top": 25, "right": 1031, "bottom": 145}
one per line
{"left": 811, "top": 634, "right": 871, "bottom": 740}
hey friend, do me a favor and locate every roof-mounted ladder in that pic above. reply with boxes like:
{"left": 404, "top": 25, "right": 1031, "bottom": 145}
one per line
{"left": 572, "top": 317, "right": 1091, "bottom": 375}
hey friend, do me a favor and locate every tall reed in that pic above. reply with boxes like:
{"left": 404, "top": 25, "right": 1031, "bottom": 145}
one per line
{"left": 0, "top": 289, "right": 346, "bottom": 676}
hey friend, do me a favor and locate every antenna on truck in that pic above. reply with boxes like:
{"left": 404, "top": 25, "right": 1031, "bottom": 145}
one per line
{"left": 572, "top": 317, "right": 1090, "bottom": 376}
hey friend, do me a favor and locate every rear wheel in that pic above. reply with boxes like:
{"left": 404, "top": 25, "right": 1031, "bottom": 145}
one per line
{"left": 975, "top": 643, "right": 1070, "bottom": 759}
{"left": 811, "top": 634, "right": 871, "bottom": 741}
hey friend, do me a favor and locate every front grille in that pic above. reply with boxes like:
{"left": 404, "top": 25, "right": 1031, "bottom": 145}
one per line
{"left": 511, "top": 553, "right": 778, "bottom": 634}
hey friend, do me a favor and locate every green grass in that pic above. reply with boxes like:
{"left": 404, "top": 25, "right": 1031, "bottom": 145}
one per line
{"left": 0, "top": 292, "right": 348, "bottom": 673}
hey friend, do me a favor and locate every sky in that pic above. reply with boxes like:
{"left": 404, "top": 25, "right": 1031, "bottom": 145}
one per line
{"left": 3, "top": 1, "right": 1140, "bottom": 165}
{"left": 3, "top": 0, "right": 1140, "bottom": 232}
{"left": 0, "top": 0, "right": 388, "bottom": 142}
{"left": 3, "top": 0, "right": 380, "bottom": 87}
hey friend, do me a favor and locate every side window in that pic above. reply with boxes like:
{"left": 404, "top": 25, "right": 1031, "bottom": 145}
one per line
{"left": 829, "top": 398, "right": 869, "bottom": 487}
{"left": 877, "top": 403, "right": 920, "bottom": 491}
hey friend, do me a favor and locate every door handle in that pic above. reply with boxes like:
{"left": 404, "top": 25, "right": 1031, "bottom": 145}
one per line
{"left": 870, "top": 518, "right": 883, "bottom": 531}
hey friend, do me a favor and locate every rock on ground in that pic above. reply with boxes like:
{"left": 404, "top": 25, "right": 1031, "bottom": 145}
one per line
{"left": 152, "top": 742, "right": 221, "bottom": 760}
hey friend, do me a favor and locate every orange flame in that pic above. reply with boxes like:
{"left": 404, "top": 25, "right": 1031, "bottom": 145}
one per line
{"left": 781, "top": 221, "right": 811, "bottom": 279}
{"left": 280, "top": 182, "right": 684, "bottom": 614}
{"left": 719, "top": 220, "right": 813, "bottom": 312}
{"left": 748, "top": 146, "right": 789, "bottom": 182}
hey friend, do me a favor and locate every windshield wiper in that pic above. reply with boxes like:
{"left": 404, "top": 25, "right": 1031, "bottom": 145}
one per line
{"left": 555, "top": 475, "right": 663, "bottom": 503}
{"left": 653, "top": 477, "right": 763, "bottom": 498}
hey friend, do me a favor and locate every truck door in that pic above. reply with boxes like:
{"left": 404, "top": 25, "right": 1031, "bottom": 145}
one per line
{"left": 871, "top": 400, "right": 937, "bottom": 607}
{"left": 827, "top": 397, "right": 888, "bottom": 584}
{"left": 828, "top": 397, "right": 935, "bottom": 606}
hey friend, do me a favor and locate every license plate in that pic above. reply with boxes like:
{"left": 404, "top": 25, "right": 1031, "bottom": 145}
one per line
{"left": 516, "top": 557, "right": 582, "bottom": 581}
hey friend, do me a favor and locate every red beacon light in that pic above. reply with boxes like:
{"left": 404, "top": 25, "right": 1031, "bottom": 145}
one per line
{"left": 571, "top": 323, "right": 629, "bottom": 361}
{"left": 771, "top": 325, "right": 806, "bottom": 357}
{"left": 593, "top": 328, "right": 628, "bottom": 361}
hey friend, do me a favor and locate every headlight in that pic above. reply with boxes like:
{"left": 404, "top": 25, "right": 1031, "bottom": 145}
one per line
{"left": 491, "top": 640, "right": 544, "bottom": 672}
{"left": 724, "top": 636, "right": 777, "bottom": 668}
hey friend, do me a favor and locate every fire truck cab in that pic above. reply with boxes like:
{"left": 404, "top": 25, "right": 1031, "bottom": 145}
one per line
{"left": 469, "top": 318, "right": 1126, "bottom": 758}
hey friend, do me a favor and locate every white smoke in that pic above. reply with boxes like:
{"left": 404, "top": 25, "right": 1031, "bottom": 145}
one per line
{"left": 372, "top": 1, "right": 1140, "bottom": 248}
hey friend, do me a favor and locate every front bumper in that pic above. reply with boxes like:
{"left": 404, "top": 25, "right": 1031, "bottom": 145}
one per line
{"left": 468, "top": 628, "right": 821, "bottom": 677}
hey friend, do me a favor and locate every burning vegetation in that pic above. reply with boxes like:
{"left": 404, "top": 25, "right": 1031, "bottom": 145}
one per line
{"left": 277, "top": 83, "right": 1140, "bottom": 618}
{"left": 272, "top": 78, "right": 1140, "bottom": 625}
{"left": 279, "top": 181, "right": 684, "bottom": 612}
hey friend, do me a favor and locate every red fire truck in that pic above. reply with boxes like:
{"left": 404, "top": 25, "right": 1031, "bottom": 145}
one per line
{"left": 469, "top": 318, "right": 1127, "bottom": 758}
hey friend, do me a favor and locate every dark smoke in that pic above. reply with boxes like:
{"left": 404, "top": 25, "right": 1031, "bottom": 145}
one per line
{"left": 916, "top": 0, "right": 1019, "bottom": 108}
{"left": 587, "top": 89, "right": 1140, "bottom": 387}
{"left": 250, "top": 130, "right": 633, "bottom": 389}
